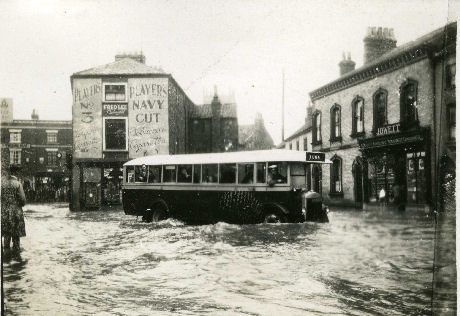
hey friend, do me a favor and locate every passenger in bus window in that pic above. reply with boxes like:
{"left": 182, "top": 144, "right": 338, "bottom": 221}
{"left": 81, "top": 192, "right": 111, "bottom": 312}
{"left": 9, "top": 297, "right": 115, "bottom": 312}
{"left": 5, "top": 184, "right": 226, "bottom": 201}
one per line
{"left": 268, "top": 164, "right": 287, "bottom": 186}
{"left": 238, "top": 164, "right": 254, "bottom": 184}
{"left": 135, "top": 165, "right": 148, "bottom": 182}
{"left": 148, "top": 166, "right": 161, "bottom": 183}
{"left": 178, "top": 165, "right": 192, "bottom": 183}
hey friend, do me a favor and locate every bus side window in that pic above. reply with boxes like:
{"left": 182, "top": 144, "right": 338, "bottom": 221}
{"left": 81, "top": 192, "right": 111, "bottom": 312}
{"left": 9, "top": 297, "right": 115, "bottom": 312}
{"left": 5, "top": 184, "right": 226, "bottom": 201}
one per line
{"left": 178, "top": 165, "right": 192, "bottom": 183}
{"left": 163, "top": 165, "right": 177, "bottom": 183}
{"left": 193, "top": 165, "right": 201, "bottom": 183}
{"left": 202, "top": 164, "right": 218, "bottom": 183}
{"left": 126, "top": 166, "right": 135, "bottom": 183}
{"left": 256, "top": 162, "right": 266, "bottom": 183}
{"left": 220, "top": 164, "right": 236, "bottom": 183}
{"left": 135, "top": 165, "right": 148, "bottom": 182}
{"left": 267, "top": 162, "right": 287, "bottom": 184}
{"left": 238, "top": 163, "right": 254, "bottom": 184}
{"left": 148, "top": 165, "right": 162, "bottom": 183}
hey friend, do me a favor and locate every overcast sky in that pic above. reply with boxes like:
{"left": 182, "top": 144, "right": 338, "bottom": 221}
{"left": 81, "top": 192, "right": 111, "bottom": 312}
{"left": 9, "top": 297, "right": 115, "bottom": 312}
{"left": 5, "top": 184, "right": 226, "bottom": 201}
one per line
{"left": 0, "top": 0, "right": 458, "bottom": 144}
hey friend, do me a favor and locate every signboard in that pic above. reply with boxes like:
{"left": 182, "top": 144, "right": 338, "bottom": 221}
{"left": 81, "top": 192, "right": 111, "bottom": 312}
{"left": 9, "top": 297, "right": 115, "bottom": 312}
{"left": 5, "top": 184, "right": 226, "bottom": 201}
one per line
{"left": 0, "top": 98, "right": 13, "bottom": 123}
{"left": 128, "top": 77, "right": 169, "bottom": 157}
{"left": 359, "top": 131, "right": 425, "bottom": 150}
{"left": 306, "top": 152, "right": 325, "bottom": 162}
{"left": 72, "top": 79, "right": 103, "bottom": 158}
{"left": 103, "top": 103, "right": 128, "bottom": 116}
{"left": 376, "top": 123, "right": 400, "bottom": 136}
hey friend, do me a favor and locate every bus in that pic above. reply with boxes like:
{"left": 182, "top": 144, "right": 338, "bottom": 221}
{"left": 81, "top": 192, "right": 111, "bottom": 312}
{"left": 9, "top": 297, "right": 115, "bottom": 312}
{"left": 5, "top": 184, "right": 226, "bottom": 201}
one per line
{"left": 122, "top": 149, "right": 331, "bottom": 224}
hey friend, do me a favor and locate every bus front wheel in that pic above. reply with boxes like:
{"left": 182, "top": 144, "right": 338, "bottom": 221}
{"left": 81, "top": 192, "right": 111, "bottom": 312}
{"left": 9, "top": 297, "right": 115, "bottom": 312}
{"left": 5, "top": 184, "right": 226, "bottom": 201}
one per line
{"left": 263, "top": 212, "right": 286, "bottom": 224}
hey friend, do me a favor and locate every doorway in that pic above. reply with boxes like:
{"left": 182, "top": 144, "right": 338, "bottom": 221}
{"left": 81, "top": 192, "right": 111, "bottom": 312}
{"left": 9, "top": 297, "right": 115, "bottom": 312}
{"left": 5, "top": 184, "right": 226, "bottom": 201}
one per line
{"left": 352, "top": 157, "right": 364, "bottom": 209}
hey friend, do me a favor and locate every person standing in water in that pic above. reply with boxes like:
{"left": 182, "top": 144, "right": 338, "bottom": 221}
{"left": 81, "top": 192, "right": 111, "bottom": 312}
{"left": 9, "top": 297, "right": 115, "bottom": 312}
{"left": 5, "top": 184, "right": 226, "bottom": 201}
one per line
{"left": 1, "top": 164, "right": 26, "bottom": 253}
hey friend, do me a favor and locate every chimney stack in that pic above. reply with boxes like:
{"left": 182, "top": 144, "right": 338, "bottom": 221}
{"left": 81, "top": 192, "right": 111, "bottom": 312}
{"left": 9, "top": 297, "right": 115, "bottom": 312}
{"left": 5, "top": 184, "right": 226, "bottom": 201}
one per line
{"left": 115, "top": 51, "right": 146, "bottom": 64}
{"left": 363, "top": 27, "right": 397, "bottom": 64}
{"left": 338, "top": 51, "right": 356, "bottom": 76}
{"left": 31, "top": 109, "right": 39, "bottom": 120}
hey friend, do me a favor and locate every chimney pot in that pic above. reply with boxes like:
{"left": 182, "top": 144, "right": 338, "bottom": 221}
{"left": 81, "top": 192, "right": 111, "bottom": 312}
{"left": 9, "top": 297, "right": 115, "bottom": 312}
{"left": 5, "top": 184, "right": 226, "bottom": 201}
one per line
{"left": 363, "top": 26, "right": 397, "bottom": 64}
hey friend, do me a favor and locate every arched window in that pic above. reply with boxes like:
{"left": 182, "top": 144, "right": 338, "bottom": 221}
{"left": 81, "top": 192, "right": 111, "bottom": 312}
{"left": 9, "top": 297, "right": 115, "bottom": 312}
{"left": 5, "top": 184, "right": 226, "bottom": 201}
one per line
{"left": 330, "top": 104, "right": 341, "bottom": 141}
{"left": 330, "top": 155, "right": 342, "bottom": 194}
{"left": 351, "top": 97, "right": 364, "bottom": 136}
{"left": 373, "top": 89, "right": 387, "bottom": 133}
{"left": 312, "top": 111, "right": 322, "bottom": 144}
{"left": 400, "top": 79, "right": 418, "bottom": 126}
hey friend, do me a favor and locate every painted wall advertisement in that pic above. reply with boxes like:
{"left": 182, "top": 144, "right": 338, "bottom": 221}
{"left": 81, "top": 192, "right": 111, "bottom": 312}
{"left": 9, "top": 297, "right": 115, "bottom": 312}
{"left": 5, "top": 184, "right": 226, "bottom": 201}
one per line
{"left": 72, "top": 78, "right": 103, "bottom": 158}
{"left": 128, "top": 78, "right": 169, "bottom": 157}
{"left": 1, "top": 98, "right": 13, "bottom": 123}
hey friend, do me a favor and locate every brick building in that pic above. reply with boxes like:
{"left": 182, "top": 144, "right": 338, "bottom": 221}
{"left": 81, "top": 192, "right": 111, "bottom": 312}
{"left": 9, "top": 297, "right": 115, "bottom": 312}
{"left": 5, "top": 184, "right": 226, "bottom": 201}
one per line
{"left": 0, "top": 105, "right": 72, "bottom": 202}
{"left": 238, "top": 112, "right": 274, "bottom": 151}
{"left": 188, "top": 88, "right": 238, "bottom": 153}
{"left": 71, "top": 54, "right": 239, "bottom": 211}
{"left": 305, "top": 23, "right": 456, "bottom": 209}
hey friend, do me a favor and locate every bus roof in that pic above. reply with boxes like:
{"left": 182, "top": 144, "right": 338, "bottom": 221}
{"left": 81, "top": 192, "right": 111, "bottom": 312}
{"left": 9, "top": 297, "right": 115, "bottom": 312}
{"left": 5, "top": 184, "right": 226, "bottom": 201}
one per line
{"left": 124, "top": 149, "right": 332, "bottom": 166}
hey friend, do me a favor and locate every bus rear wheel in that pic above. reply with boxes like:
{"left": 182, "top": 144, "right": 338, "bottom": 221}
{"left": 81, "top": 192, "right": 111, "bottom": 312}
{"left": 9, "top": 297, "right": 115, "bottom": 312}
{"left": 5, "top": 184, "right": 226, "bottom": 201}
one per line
{"left": 142, "top": 205, "right": 168, "bottom": 223}
{"left": 263, "top": 212, "right": 286, "bottom": 224}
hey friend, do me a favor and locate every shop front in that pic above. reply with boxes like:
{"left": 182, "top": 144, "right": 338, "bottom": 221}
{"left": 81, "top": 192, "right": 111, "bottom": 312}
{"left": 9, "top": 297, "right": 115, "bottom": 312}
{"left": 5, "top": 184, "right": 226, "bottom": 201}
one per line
{"left": 358, "top": 125, "right": 431, "bottom": 207}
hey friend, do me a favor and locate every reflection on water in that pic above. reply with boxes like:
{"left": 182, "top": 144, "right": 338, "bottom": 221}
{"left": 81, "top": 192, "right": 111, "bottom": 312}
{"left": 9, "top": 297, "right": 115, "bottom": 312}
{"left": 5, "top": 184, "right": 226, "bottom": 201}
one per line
{"left": 2, "top": 203, "right": 453, "bottom": 315}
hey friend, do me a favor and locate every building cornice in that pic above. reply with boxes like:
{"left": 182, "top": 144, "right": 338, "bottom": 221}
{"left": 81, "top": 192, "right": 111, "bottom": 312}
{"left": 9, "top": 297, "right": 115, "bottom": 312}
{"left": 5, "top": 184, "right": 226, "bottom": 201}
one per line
{"left": 310, "top": 46, "right": 428, "bottom": 101}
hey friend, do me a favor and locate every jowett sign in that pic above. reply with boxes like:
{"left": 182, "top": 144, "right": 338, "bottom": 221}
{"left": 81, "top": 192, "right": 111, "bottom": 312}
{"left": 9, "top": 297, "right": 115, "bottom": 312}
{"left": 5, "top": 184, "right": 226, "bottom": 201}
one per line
{"left": 103, "top": 103, "right": 128, "bottom": 116}
{"left": 359, "top": 131, "right": 425, "bottom": 150}
{"left": 376, "top": 123, "right": 400, "bottom": 136}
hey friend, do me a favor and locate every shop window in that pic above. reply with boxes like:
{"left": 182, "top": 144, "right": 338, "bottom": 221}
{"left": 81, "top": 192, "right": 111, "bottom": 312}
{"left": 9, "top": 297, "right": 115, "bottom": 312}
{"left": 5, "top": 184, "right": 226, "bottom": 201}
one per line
{"left": 9, "top": 149, "right": 21, "bottom": 164}
{"left": 312, "top": 111, "right": 322, "bottom": 145}
{"left": 351, "top": 97, "right": 364, "bottom": 136}
{"left": 178, "top": 165, "right": 192, "bottom": 183}
{"left": 46, "top": 130, "right": 58, "bottom": 144}
{"left": 238, "top": 163, "right": 254, "bottom": 184}
{"left": 219, "top": 164, "right": 236, "bottom": 183}
{"left": 256, "top": 162, "right": 266, "bottom": 183}
{"left": 148, "top": 166, "right": 162, "bottom": 183}
{"left": 303, "top": 137, "right": 308, "bottom": 151}
{"left": 104, "top": 83, "right": 126, "bottom": 102}
{"left": 9, "top": 130, "right": 21, "bottom": 143}
{"left": 448, "top": 104, "right": 455, "bottom": 140}
{"left": 400, "top": 79, "right": 418, "bottom": 126}
{"left": 446, "top": 63, "right": 456, "bottom": 89}
{"left": 46, "top": 150, "right": 58, "bottom": 166}
{"left": 104, "top": 118, "right": 127, "bottom": 150}
{"left": 330, "top": 155, "right": 343, "bottom": 195}
{"left": 373, "top": 89, "right": 387, "bottom": 132}
{"left": 330, "top": 104, "right": 341, "bottom": 141}
{"left": 202, "top": 164, "right": 218, "bottom": 183}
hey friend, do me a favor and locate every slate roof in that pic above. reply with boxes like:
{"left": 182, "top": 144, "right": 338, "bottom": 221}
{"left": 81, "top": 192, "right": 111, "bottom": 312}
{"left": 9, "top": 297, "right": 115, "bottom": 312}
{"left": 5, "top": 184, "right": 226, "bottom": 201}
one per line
{"left": 284, "top": 122, "right": 311, "bottom": 142}
{"left": 190, "top": 103, "right": 237, "bottom": 118}
{"left": 72, "top": 58, "right": 166, "bottom": 77}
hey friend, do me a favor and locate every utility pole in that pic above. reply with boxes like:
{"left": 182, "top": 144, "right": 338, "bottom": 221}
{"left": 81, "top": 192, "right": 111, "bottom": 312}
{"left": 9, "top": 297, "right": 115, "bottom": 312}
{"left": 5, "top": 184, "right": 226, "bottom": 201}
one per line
{"left": 281, "top": 69, "right": 285, "bottom": 142}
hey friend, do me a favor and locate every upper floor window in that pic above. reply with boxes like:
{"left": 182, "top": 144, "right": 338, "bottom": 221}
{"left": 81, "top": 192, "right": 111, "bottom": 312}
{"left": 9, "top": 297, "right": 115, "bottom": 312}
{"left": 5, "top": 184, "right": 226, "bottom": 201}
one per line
{"left": 46, "top": 150, "right": 58, "bottom": 166}
{"left": 289, "top": 143, "right": 292, "bottom": 150}
{"left": 104, "top": 118, "right": 127, "bottom": 150}
{"left": 400, "top": 79, "right": 418, "bottom": 126}
{"left": 446, "top": 63, "right": 456, "bottom": 89}
{"left": 303, "top": 137, "right": 308, "bottom": 151}
{"left": 296, "top": 140, "right": 300, "bottom": 151}
{"left": 46, "top": 130, "right": 58, "bottom": 143}
{"left": 448, "top": 104, "right": 455, "bottom": 140}
{"left": 330, "top": 155, "right": 342, "bottom": 195}
{"left": 373, "top": 89, "right": 387, "bottom": 132}
{"left": 9, "top": 149, "right": 21, "bottom": 165}
{"left": 9, "top": 130, "right": 21, "bottom": 143}
{"left": 352, "top": 97, "right": 364, "bottom": 136}
{"left": 104, "top": 83, "right": 126, "bottom": 102}
{"left": 330, "top": 104, "right": 341, "bottom": 141}
{"left": 312, "top": 111, "right": 322, "bottom": 144}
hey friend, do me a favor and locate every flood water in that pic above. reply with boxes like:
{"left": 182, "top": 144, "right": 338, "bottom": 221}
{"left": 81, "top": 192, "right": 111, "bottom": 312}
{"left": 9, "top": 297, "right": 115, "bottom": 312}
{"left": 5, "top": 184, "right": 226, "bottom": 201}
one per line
{"left": 2, "top": 203, "right": 453, "bottom": 315}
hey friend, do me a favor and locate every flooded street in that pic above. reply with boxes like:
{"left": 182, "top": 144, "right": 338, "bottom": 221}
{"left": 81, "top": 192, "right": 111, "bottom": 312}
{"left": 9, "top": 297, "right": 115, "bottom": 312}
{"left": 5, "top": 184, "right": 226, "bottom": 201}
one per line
{"left": 2, "top": 203, "right": 452, "bottom": 315}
